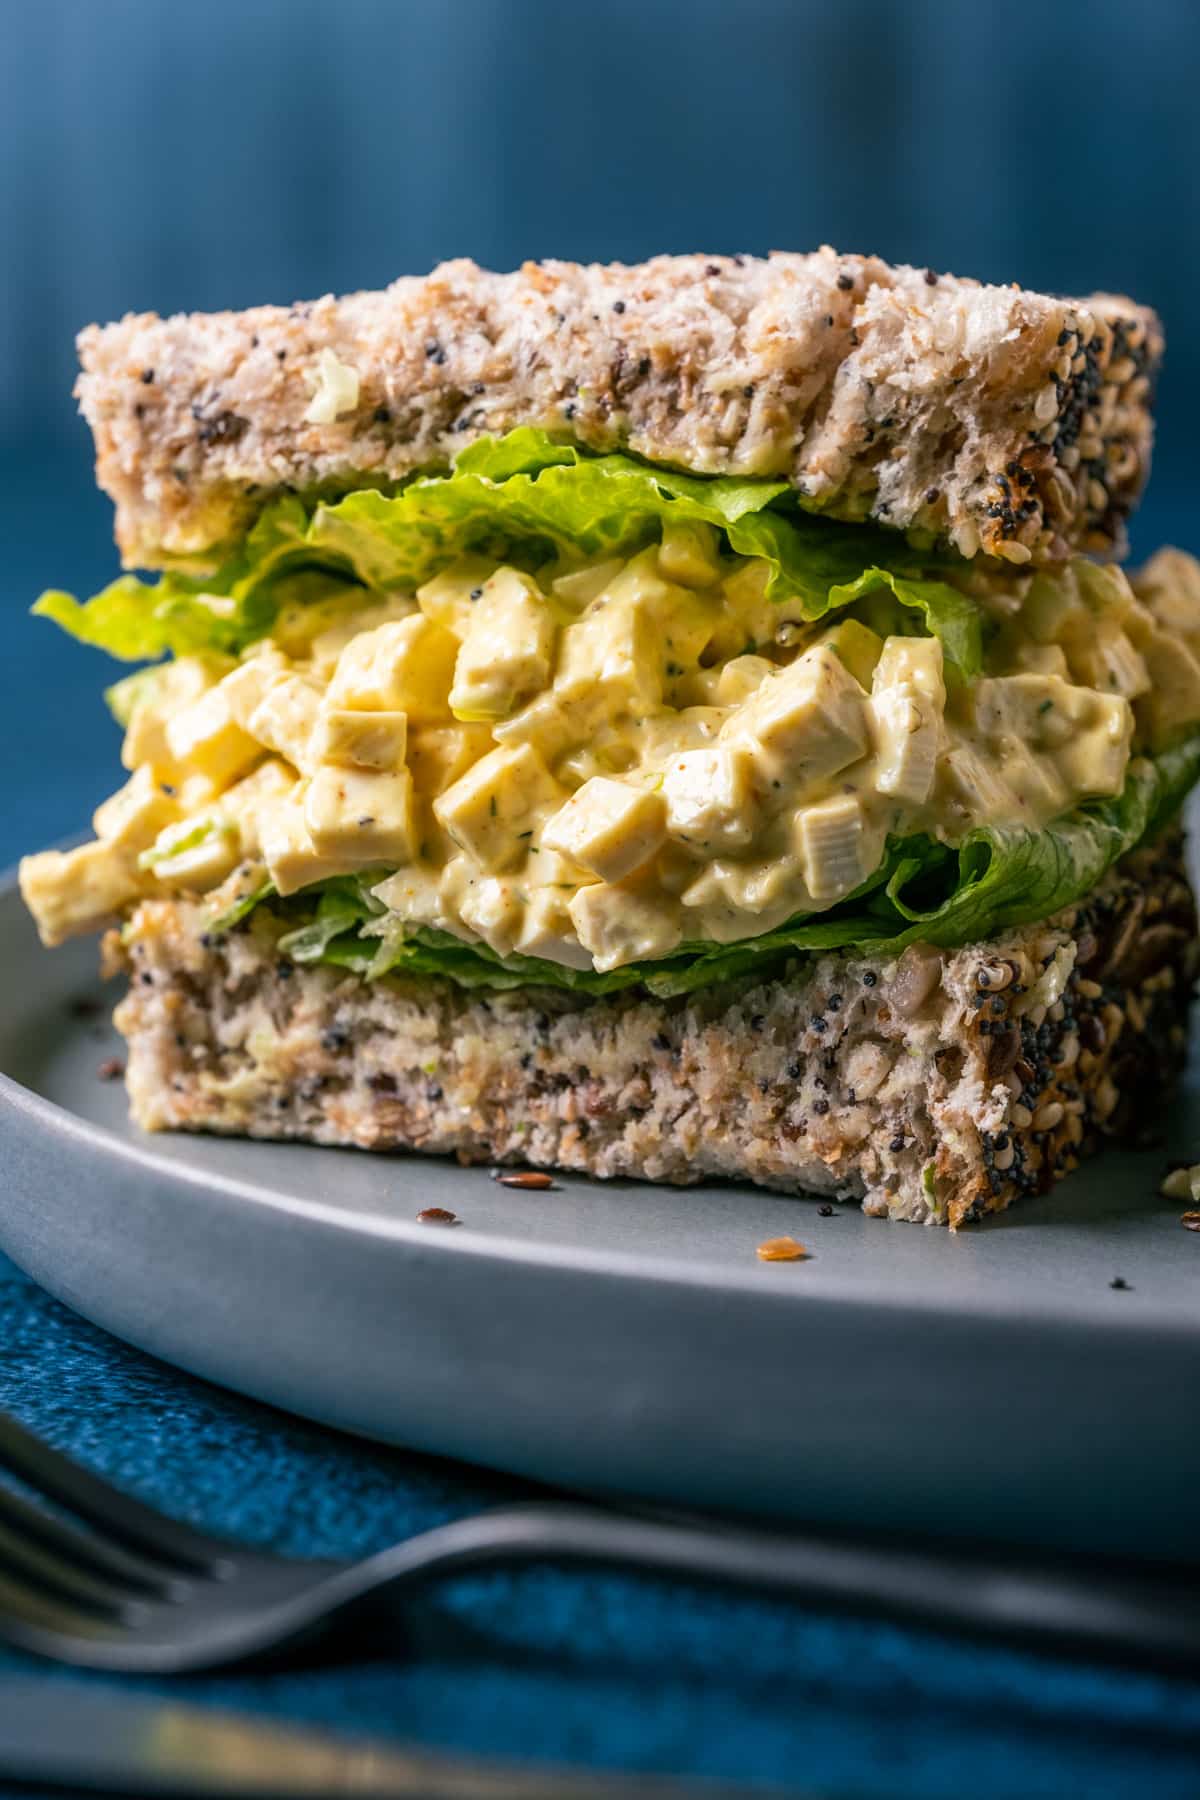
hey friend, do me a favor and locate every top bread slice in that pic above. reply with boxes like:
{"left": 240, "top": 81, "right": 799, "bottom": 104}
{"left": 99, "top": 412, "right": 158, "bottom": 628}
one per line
{"left": 76, "top": 247, "right": 1161, "bottom": 572}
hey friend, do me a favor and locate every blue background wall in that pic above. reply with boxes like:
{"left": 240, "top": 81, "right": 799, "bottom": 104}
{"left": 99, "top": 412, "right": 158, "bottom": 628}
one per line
{"left": 3, "top": 0, "right": 1197, "bottom": 848}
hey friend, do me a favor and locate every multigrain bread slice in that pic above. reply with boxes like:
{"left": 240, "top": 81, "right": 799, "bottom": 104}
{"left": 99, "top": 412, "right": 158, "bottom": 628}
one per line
{"left": 78, "top": 248, "right": 1160, "bottom": 573}
{"left": 104, "top": 835, "right": 1195, "bottom": 1228}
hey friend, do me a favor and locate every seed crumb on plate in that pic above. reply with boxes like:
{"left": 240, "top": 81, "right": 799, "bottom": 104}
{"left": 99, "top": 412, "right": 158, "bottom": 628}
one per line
{"left": 756, "top": 1236, "right": 808, "bottom": 1262}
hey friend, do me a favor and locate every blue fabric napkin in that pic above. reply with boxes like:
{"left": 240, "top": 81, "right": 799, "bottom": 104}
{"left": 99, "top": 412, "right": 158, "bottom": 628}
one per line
{"left": 3, "top": 1250, "right": 1200, "bottom": 1796}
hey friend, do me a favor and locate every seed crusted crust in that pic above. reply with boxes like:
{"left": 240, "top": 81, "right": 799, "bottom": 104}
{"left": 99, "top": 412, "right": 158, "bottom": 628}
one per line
{"left": 103, "top": 838, "right": 1195, "bottom": 1228}
{"left": 77, "top": 248, "right": 1159, "bottom": 572}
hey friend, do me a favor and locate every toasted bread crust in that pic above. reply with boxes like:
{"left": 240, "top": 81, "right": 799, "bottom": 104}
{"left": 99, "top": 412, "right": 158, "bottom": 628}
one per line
{"left": 104, "top": 836, "right": 1194, "bottom": 1227}
{"left": 77, "top": 249, "right": 1160, "bottom": 571}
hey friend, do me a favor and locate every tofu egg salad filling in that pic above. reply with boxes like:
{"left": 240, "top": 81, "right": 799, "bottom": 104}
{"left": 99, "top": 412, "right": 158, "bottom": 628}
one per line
{"left": 21, "top": 429, "right": 1200, "bottom": 996}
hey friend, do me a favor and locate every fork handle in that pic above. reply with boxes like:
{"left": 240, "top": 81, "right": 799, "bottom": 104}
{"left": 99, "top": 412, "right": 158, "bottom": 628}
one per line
{"left": 339, "top": 1502, "right": 1200, "bottom": 1671}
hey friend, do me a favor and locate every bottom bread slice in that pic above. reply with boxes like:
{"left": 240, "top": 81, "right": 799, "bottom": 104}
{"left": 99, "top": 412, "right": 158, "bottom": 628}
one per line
{"left": 105, "top": 835, "right": 1197, "bottom": 1227}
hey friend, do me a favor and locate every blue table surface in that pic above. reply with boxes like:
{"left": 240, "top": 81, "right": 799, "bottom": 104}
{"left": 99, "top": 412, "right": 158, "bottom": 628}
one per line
{"left": 3, "top": 443, "right": 1200, "bottom": 1794}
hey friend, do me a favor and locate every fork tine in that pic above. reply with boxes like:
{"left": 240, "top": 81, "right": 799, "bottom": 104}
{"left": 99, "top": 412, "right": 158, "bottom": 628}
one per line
{"left": 0, "top": 1482, "right": 184, "bottom": 1597}
{"left": 0, "top": 1568, "right": 127, "bottom": 1649}
{"left": 0, "top": 1515, "right": 136, "bottom": 1618}
{"left": 0, "top": 1413, "right": 227, "bottom": 1576}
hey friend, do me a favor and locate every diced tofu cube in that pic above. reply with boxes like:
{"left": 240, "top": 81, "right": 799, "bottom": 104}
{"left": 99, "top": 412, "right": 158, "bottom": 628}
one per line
{"left": 970, "top": 676, "right": 1039, "bottom": 739}
{"left": 1133, "top": 548, "right": 1200, "bottom": 650}
{"left": 1007, "top": 640, "right": 1071, "bottom": 678}
{"left": 1023, "top": 572, "right": 1090, "bottom": 646}
{"left": 370, "top": 865, "right": 447, "bottom": 927}
{"left": 307, "top": 596, "right": 414, "bottom": 677}
{"left": 996, "top": 744, "right": 1069, "bottom": 816}
{"left": 604, "top": 547, "right": 720, "bottom": 677}
{"left": 178, "top": 772, "right": 221, "bottom": 811}
{"left": 260, "top": 789, "right": 364, "bottom": 896}
{"left": 120, "top": 653, "right": 234, "bottom": 771}
{"left": 1126, "top": 603, "right": 1200, "bottom": 746}
{"left": 658, "top": 518, "right": 721, "bottom": 588}
{"left": 972, "top": 673, "right": 1132, "bottom": 798}
{"left": 941, "top": 743, "right": 1015, "bottom": 819}
{"left": 873, "top": 634, "right": 944, "bottom": 699}
{"left": 491, "top": 690, "right": 578, "bottom": 761}
{"left": 513, "top": 889, "right": 593, "bottom": 969}
{"left": 218, "top": 759, "right": 298, "bottom": 858}
{"left": 870, "top": 636, "right": 946, "bottom": 807}
{"left": 247, "top": 675, "right": 322, "bottom": 771}
{"left": 1055, "top": 697, "right": 1132, "bottom": 798}
{"left": 661, "top": 747, "right": 755, "bottom": 852}
{"left": 304, "top": 766, "right": 416, "bottom": 865}
{"left": 146, "top": 816, "right": 240, "bottom": 891}
{"left": 19, "top": 842, "right": 142, "bottom": 946}
{"left": 418, "top": 555, "right": 503, "bottom": 638}
{"left": 217, "top": 650, "right": 290, "bottom": 729}
{"left": 326, "top": 616, "right": 458, "bottom": 721}
{"left": 679, "top": 855, "right": 806, "bottom": 942}
{"left": 568, "top": 881, "right": 682, "bottom": 972}
{"left": 554, "top": 596, "right": 663, "bottom": 717}
{"left": 93, "top": 764, "right": 183, "bottom": 852}
{"left": 722, "top": 644, "right": 868, "bottom": 786}
{"left": 448, "top": 567, "right": 557, "bottom": 722}
{"left": 455, "top": 873, "right": 524, "bottom": 956}
{"left": 164, "top": 686, "right": 261, "bottom": 789}
{"left": 819, "top": 618, "right": 885, "bottom": 690}
{"left": 714, "top": 654, "right": 775, "bottom": 706}
{"left": 433, "top": 744, "right": 562, "bottom": 872}
{"left": 1065, "top": 621, "right": 1149, "bottom": 701}
{"left": 795, "top": 795, "right": 877, "bottom": 902}
{"left": 720, "top": 557, "right": 775, "bottom": 649}
{"left": 313, "top": 708, "right": 408, "bottom": 771}
{"left": 406, "top": 722, "right": 493, "bottom": 797}
{"left": 550, "top": 557, "right": 624, "bottom": 609}
{"left": 522, "top": 845, "right": 587, "bottom": 888}
{"left": 542, "top": 778, "right": 667, "bottom": 882}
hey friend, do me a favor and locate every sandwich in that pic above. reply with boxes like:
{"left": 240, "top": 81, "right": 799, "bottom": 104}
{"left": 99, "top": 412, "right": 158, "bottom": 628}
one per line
{"left": 18, "top": 247, "right": 1200, "bottom": 1226}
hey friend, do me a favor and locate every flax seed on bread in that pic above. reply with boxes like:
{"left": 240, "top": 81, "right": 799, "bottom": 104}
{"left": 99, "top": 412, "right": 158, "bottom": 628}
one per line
{"left": 77, "top": 248, "right": 1159, "bottom": 573}
{"left": 104, "top": 835, "right": 1195, "bottom": 1228}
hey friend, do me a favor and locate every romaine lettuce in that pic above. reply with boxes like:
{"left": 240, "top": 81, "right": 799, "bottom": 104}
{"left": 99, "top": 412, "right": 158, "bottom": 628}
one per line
{"left": 34, "top": 428, "right": 983, "bottom": 676}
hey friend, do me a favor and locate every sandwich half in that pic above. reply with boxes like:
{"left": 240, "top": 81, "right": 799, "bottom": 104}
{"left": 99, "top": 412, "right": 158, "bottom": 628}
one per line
{"left": 20, "top": 248, "right": 1200, "bottom": 1225}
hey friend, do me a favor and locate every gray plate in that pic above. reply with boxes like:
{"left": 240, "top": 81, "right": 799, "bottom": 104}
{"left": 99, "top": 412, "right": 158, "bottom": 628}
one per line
{"left": 2, "top": 873, "right": 1199, "bottom": 1561}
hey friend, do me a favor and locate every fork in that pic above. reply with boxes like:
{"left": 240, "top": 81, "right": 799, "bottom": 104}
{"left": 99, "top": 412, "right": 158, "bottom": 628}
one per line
{"left": 3, "top": 1409, "right": 1200, "bottom": 1675}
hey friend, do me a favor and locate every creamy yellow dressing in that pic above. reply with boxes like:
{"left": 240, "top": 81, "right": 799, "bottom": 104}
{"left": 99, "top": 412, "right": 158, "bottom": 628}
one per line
{"left": 20, "top": 527, "right": 1200, "bottom": 970}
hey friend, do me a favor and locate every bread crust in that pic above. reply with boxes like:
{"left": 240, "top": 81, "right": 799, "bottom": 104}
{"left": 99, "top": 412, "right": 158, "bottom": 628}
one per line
{"left": 76, "top": 249, "right": 1159, "bottom": 571}
{"left": 104, "top": 837, "right": 1194, "bottom": 1228}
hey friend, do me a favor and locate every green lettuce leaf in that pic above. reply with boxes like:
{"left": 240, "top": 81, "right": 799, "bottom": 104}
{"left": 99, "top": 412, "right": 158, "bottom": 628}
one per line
{"left": 34, "top": 498, "right": 352, "bottom": 663}
{"left": 35, "top": 428, "right": 981, "bottom": 673}
{"left": 229, "top": 732, "right": 1200, "bottom": 998}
